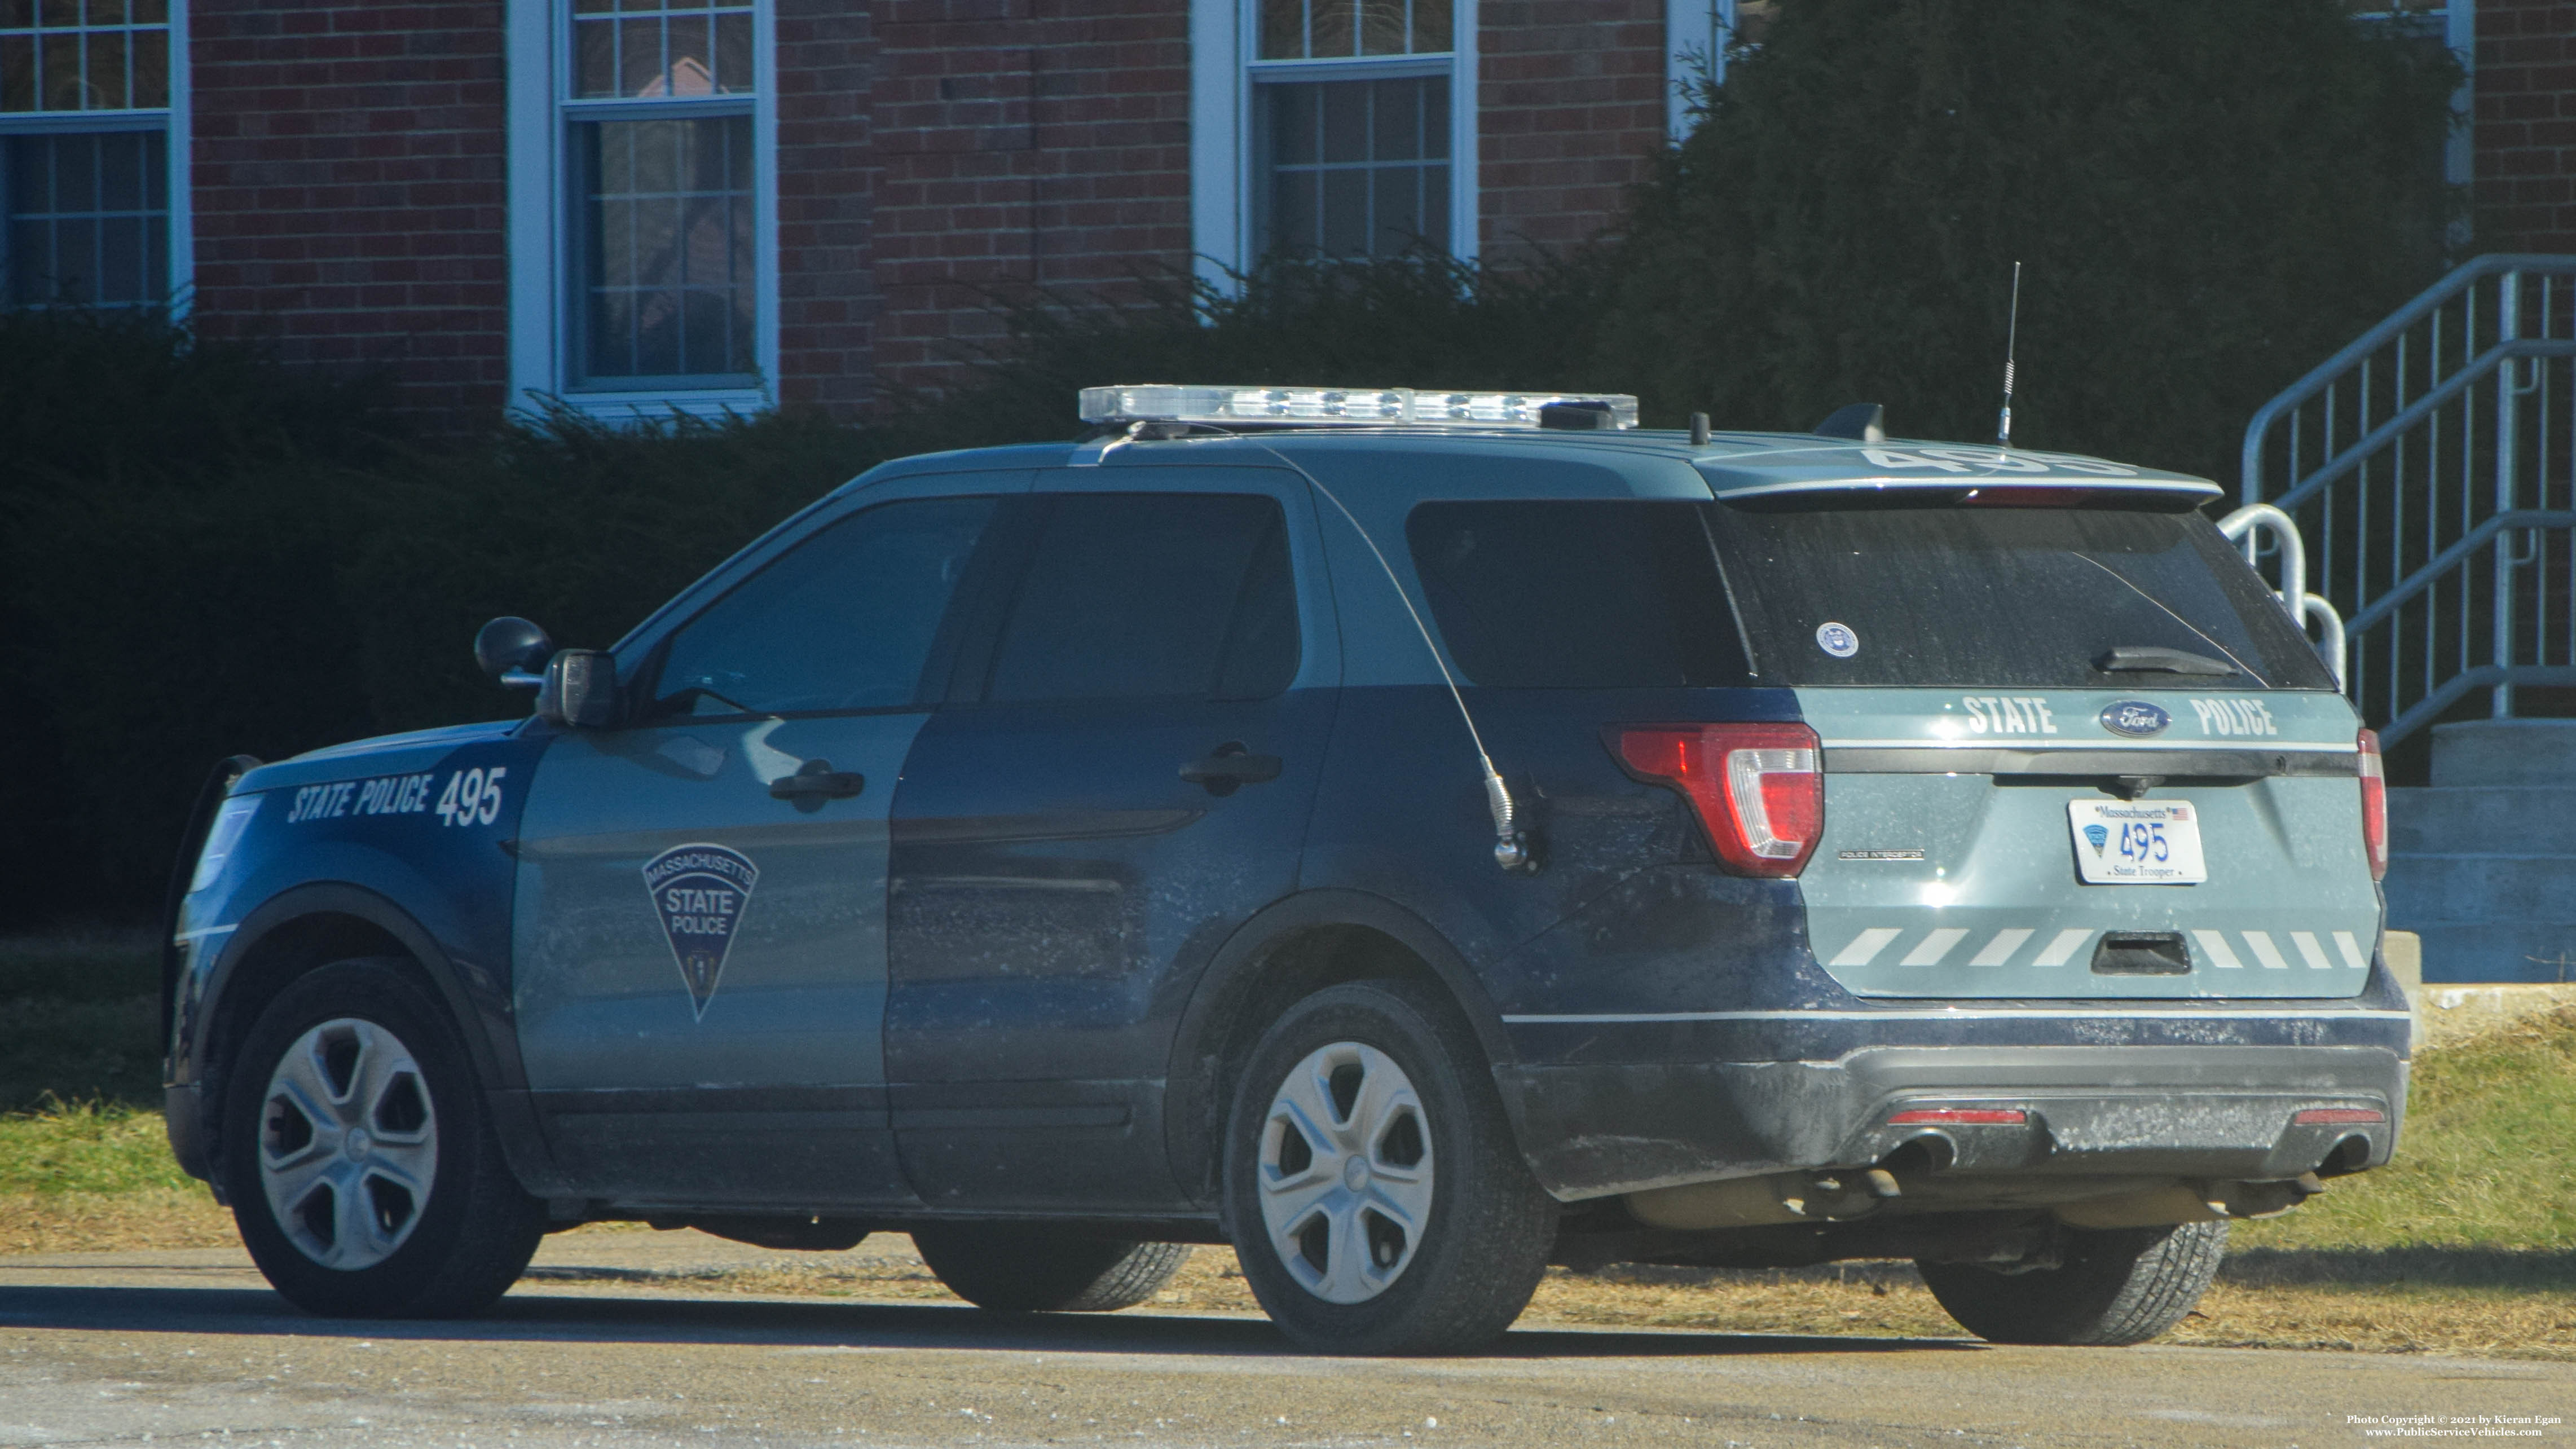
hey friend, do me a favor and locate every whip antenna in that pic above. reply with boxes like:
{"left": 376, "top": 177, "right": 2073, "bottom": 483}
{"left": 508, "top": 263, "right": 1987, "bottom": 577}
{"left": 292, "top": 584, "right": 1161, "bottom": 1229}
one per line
{"left": 1996, "top": 260, "right": 2023, "bottom": 447}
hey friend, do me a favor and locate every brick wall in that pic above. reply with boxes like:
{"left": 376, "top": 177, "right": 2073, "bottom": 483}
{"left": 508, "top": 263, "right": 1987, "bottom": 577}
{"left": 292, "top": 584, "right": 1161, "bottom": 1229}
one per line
{"left": 777, "top": 0, "right": 880, "bottom": 416}
{"left": 864, "top": 0, "right": 1192, "bottom": 404}
{"left": 1477, "top": 0, "right": 1665, "bottom": 263}
{"left": 2475, "top": 0, "right": 2576, "bottom": 253}
{"left": 190, "top": 1, "right": 511, "bottom": 433}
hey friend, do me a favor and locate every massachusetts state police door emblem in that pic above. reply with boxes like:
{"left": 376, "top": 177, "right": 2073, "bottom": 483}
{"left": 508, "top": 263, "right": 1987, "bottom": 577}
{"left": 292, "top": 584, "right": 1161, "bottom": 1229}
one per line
{"left": 642, "top": 843, "right": 760, "bottom": 1020}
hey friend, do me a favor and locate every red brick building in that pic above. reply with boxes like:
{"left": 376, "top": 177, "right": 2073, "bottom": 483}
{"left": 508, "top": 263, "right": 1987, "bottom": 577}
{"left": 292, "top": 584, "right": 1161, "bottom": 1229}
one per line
{"left": 0, "top": 0, "right": 2544, "bottom": 433}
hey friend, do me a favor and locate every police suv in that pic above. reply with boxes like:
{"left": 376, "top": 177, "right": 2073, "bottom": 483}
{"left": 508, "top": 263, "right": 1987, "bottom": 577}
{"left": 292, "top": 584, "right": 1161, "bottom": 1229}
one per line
{"left": 165, "top": 386, "right": 2403, "bottom": 1354}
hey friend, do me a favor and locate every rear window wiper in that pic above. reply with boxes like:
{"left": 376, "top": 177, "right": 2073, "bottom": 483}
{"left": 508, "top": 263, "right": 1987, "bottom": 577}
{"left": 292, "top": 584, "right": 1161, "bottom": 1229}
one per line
{"left": 2093, "top": 646, "right": 2241, "bottom": 676}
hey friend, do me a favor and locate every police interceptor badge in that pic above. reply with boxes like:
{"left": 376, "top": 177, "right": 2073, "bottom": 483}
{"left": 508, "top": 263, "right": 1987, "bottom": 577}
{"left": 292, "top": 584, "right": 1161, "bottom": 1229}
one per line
{"left": 642, "top": 843, "right": 759, "bottom": 1020}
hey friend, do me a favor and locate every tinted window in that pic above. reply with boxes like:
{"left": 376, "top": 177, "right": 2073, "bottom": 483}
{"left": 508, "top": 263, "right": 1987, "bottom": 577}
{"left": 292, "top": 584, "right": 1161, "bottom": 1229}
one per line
{"left": 1407, "top": 501, "right": 1755, "bottom": 688}
{"left": 982, "top": 494, "right": 1300, "bottom": 702}
{"left": 650, "top": 495, "right": 998, "bottom": 716}
{"left": 1710, "top": 503, "right": 2336, "bottom": 689}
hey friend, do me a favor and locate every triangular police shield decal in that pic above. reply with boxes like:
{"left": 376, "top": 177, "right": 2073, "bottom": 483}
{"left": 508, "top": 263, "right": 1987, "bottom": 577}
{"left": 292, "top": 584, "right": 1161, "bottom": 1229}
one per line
{"left": 641, "top": 843, "right": 759, "bottom": 1021}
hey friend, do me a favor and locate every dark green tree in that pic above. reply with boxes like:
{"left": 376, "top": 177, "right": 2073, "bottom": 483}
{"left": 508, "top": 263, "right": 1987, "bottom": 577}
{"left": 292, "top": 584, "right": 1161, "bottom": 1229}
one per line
{"left": 1602, "top": 0, "right": 2461, "bottom": 480}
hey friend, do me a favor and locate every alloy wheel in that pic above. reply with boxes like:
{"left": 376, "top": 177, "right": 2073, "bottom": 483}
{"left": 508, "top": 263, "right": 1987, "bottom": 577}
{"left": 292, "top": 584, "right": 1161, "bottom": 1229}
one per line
{"left": 257, "top": 1017, "right": 439, "bottom": 1271}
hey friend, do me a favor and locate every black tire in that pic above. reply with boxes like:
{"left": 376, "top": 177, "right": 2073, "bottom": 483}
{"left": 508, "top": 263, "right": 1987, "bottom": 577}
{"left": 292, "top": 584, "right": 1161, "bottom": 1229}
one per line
{"left": 1222, "top": 979, "right": 1556, "bottom": 1355}
{"left": 1916, "top": 1219, "right": 2229, "bottom": 1346}
{"left": 220, "top": 959, "right": 547, "bottom": 1318}
{"left": 911, "top": 1226, "right": 1192, "bottom": 1311}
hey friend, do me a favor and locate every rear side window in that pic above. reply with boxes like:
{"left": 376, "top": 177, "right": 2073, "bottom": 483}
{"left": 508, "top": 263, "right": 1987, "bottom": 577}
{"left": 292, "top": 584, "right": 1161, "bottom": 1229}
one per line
{"left": 1407, "top": 501, "right": 1755, "bottom": 688}
{"left": 1404, "top": 499, "right": 2333, "bottom": 690}
{"left": 980, "top": 494, "right": 1300, "bottom": 702}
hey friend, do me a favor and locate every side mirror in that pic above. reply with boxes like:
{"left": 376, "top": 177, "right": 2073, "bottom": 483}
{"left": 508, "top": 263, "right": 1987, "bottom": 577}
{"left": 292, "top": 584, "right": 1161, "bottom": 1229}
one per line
{"left": 536, "top": 650, "right": 619, "bottom": 729}
{"left": 475, "top": 616, "right": 554, "bottom": 689}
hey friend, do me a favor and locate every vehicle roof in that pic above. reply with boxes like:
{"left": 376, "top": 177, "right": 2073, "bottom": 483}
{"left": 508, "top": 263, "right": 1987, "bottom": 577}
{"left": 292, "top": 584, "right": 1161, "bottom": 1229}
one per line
{"left": 844, "top": 428, "right": 2222, "bottom": 505}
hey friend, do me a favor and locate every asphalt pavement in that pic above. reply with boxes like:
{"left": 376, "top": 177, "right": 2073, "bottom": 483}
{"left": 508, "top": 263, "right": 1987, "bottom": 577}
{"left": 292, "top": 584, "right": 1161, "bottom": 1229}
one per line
{"left": 1, "top": 1232, "right": 2569, "bottom": 1449}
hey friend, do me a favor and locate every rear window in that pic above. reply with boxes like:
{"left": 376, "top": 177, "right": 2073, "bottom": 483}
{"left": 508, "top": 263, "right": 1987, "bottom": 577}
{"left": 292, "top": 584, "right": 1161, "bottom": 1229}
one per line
{"left": 1405, "top": 500, "right": 2335, "bottom": 690}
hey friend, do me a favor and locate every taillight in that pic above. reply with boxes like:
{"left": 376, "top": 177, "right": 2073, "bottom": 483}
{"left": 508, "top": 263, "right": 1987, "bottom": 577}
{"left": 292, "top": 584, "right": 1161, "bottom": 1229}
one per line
{"left": 1612, "top": 723, "right": 1824, "bottom": 877}
{"left": 2358, "top": 728, "right": 2388, "bottom": 882}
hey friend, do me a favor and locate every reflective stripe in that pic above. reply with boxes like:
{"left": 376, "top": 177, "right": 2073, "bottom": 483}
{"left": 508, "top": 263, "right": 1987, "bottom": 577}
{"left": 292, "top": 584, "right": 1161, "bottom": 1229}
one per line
{"left": 1830, "top": 928, "right": 1904, "bottom": 967}
{"left": 2245, "top": 932, "right": 2295, "bottom": 970}
{"left": 2032, "top": 928, "right": 2093, "bottom": 967}
{"left": 1969, "top": 928, "right": 2033, "bottom": 967}
{"left": 1900, "top": 928, "right": 1970, "bottom": 967}
{"left": 2192, "top": 930, "right": 2246, "bottom": 969}
{"left": 2333, "top": 930, "right": 2369, "bottom": 970}
{"left": 2291, "top": 931, "right": 2337, "bottom": 971}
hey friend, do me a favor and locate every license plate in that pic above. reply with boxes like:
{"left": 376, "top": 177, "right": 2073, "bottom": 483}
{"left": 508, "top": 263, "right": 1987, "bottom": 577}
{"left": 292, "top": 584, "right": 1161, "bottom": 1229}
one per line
{"left": 2068, "top": 800, "right": 2207, "bottom": 884}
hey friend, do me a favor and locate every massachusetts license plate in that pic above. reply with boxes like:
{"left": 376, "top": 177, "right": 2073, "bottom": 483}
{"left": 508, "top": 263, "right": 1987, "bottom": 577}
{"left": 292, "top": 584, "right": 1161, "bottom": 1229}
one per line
{"left": 2068, "top": 800, "right": 2207, "bottom": 884}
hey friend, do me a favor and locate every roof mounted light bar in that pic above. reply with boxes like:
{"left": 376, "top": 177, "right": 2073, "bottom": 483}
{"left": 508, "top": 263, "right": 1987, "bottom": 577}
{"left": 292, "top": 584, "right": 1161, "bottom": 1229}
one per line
{"left": 1078, "top": 384, "right": 1640, "bottom": 431}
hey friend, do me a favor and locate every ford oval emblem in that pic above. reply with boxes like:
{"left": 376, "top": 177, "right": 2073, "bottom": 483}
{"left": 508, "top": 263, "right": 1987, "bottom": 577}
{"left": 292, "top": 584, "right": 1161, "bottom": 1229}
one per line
{"left": 2100, "top": 700, "right": 2171, "bottom": 738}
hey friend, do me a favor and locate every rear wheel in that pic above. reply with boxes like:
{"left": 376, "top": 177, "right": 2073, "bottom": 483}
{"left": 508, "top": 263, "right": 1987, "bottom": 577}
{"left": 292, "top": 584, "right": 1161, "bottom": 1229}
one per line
{"left": 1223, "top": 979, "right": 1556, "bottom": 1355}
{"left": 221, "top": 959, "right": 546, "bottom": 1318}
{"left": 911, "top": 1226, "right": 1191, "bottom": 1311}
{"left": 1916, "top": 1219, "right": 2228, "bottom": 1346}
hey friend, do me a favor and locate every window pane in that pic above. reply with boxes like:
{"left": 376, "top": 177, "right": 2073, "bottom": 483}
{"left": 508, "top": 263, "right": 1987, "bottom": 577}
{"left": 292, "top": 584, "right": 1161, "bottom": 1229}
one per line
{"left": 1411, "top": 0, "right": 1451, "bottom": 52}
{"left": 1309, "top": 0, "right": 1354, "bottom": 56}
{"left": 1357, "top": 0, "right": 1405, "bottom": 55}
{"left": 2, "top": 35, "right": 33, "bottom": 111}
{"left": 654, "top": 497, "right": 1002, "bottom": 717}
{"left": 576, "top": 114, "right": 755, "bottom": 383}
{"left": 1407, "top": 503, "right": 1755, "bottom": 689}
{"left": 577, "top": 1, "right": 752, "bottom": 99}
{"left": 0, "top": 126, "right": 174, "bottom": 307}
{"left": 983, "top": 495, "right": 1297, "bottom": 703}
{"left": 1256, "top": 76, "right": 1450, "bottom": 260}
{"left": 1258, "top": 0, "right": 1303, "bottom": 59}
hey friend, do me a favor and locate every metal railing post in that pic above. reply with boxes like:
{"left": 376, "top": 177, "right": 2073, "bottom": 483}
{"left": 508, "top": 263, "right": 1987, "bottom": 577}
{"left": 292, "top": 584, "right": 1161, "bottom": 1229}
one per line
{"left": 2495, "top": 271, "right": 2523, "bottom": 717}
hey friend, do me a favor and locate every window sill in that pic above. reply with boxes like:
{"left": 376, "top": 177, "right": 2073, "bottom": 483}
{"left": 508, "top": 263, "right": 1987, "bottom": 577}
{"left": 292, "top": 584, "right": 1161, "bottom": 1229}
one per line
{"left": 531, "top": 386, "right": 773, "bottom": 424}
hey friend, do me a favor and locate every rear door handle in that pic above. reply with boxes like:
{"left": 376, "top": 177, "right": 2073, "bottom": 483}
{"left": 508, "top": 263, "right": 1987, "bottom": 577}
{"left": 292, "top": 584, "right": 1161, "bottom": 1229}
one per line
{"left": 769, "top": 758, "right": 866, "bottom": 801}
{"left": 1180, "top": 743, "right": 1282, "bottom": 796}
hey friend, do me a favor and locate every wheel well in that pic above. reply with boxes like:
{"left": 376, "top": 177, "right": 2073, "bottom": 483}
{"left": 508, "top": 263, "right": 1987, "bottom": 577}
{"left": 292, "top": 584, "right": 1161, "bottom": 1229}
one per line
{"left": 1177, "top": 923, "right": 1459, "bottom": 1203}
{"left": 201, "top": 913, "right": 426, "bottom": 1157}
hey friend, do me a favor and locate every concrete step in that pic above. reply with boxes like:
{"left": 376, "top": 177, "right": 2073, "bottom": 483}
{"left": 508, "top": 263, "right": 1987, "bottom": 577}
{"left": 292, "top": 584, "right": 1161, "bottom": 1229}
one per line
{"left": 2425, "top": 718, "right": 2576, "bottom": 787}
{"left": 2399, "top": 922, "right": 2576, "bottom": 984}
{"left": 2380, "top": 852, "right": 2576, "bottom": 926}
{"left": 2386, "top": 786, "right": 2576, "bottom": 856}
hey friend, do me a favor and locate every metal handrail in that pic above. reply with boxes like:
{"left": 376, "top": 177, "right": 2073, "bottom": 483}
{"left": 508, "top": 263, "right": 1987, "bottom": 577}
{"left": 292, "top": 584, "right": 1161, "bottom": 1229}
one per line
{"left": 2242, "top": 254, "right": 2576, "bottom": 504}
{"left": 2239, "top": 254, "right": 2576, "bottom": 745}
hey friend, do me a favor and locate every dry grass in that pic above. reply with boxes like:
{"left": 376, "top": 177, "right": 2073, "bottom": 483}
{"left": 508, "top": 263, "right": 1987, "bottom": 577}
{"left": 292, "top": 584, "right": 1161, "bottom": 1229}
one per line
{"left": 0, "top": 1186, "right": 233, "bottom": 1256}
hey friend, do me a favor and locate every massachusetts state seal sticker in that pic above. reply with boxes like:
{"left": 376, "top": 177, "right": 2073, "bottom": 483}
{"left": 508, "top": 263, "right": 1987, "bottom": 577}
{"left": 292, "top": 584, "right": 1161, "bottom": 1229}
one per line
{"left": 641, "top": 843, "right": 759, "bottom": 1020}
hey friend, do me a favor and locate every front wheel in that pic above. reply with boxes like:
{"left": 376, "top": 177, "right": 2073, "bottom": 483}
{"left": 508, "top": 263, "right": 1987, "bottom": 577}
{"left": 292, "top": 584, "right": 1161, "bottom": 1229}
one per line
{"left": 1916, "top": 1219, "right": 2229, "bottom": 1346}
{"left": 221, "top": 959, "right": 547, "bottom": 1318}
{"left": 1223, "top": 979, "right": 1556, "bottom": 1355}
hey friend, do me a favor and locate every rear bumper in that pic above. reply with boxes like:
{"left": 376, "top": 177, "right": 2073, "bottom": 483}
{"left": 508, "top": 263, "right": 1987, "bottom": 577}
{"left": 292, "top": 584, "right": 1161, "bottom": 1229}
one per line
{"left": 1497, "top": 1039, "right": 2406, "bottom": 1201}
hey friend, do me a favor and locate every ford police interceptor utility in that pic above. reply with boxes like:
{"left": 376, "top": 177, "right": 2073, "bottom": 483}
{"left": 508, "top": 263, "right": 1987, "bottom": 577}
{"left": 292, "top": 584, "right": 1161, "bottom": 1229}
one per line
{"left": 164, "top": 386, "right": 2403, "bottom": 1354}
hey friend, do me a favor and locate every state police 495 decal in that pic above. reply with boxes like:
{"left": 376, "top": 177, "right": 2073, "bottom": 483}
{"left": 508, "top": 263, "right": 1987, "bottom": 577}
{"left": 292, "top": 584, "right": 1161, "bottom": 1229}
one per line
{"left": 642, "top": 843, "right": 760, "bottom": 1020}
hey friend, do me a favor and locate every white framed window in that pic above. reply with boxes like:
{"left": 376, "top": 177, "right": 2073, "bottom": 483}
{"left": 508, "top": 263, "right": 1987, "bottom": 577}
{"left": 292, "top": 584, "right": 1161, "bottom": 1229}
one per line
{"left": 1192, "top": 0, "right": 1477, "bottom": 291}
{"left": 507, "top": 0, "right": 776, "bottom": 420}
{"left": 1664, "top": 0, "right": 1772, "bottom": 141}
{"left": 0, "top": 0, "right": 190, "bottom": 310}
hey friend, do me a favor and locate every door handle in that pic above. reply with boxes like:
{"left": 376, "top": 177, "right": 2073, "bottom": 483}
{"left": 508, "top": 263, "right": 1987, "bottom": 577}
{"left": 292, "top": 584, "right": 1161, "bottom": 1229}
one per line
{"left": 768, "top": 758, "right": 866, "bottom": 801}
{"left": 1180, "top": 742, "right": 1282, "bottom": 797}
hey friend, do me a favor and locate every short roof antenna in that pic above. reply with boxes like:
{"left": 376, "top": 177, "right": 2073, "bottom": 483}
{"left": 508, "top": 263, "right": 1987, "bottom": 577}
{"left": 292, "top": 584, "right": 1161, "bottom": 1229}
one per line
{"left": 1996, "top": 260, "right": 2023, "bottom": 448}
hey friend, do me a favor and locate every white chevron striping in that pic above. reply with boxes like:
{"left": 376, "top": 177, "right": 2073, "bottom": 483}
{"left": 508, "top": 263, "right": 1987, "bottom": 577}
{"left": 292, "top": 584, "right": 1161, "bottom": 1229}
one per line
{"left": 1969, "top": 928, "right": 2034, "bottom": 967}
{"left": 2291, "top": 931, "right": 2336, "bottom": 971}
{"left": 2244, "top": 932, "right": 2293, "bottom": 970}
{"left": 2333, "top": 931, "right": 2368, "bottom": 970}
{"left": 2192, "top": 930, "right": 2245, "bottom": 969}
{"left": 1900, "top": 928, "right": 1971, "bottom": 967}
{"left": 1830, "top": 927, "right": 1904, "bottom": 968}
{"left": 2032, "top": 928, "right": 2093, "bottom": 967}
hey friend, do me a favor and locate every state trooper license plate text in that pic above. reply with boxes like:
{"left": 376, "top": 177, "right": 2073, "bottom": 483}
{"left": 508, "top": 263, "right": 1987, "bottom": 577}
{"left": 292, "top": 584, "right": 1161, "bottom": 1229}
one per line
{"left": 2067, "top": 800, "right": 2207, "bottom": 884}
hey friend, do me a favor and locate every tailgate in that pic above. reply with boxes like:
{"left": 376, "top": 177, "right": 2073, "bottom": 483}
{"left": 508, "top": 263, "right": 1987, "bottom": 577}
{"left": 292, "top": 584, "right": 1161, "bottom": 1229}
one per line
{"left": 1795, "top": 688, "right": 2379, "bottom": 999}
